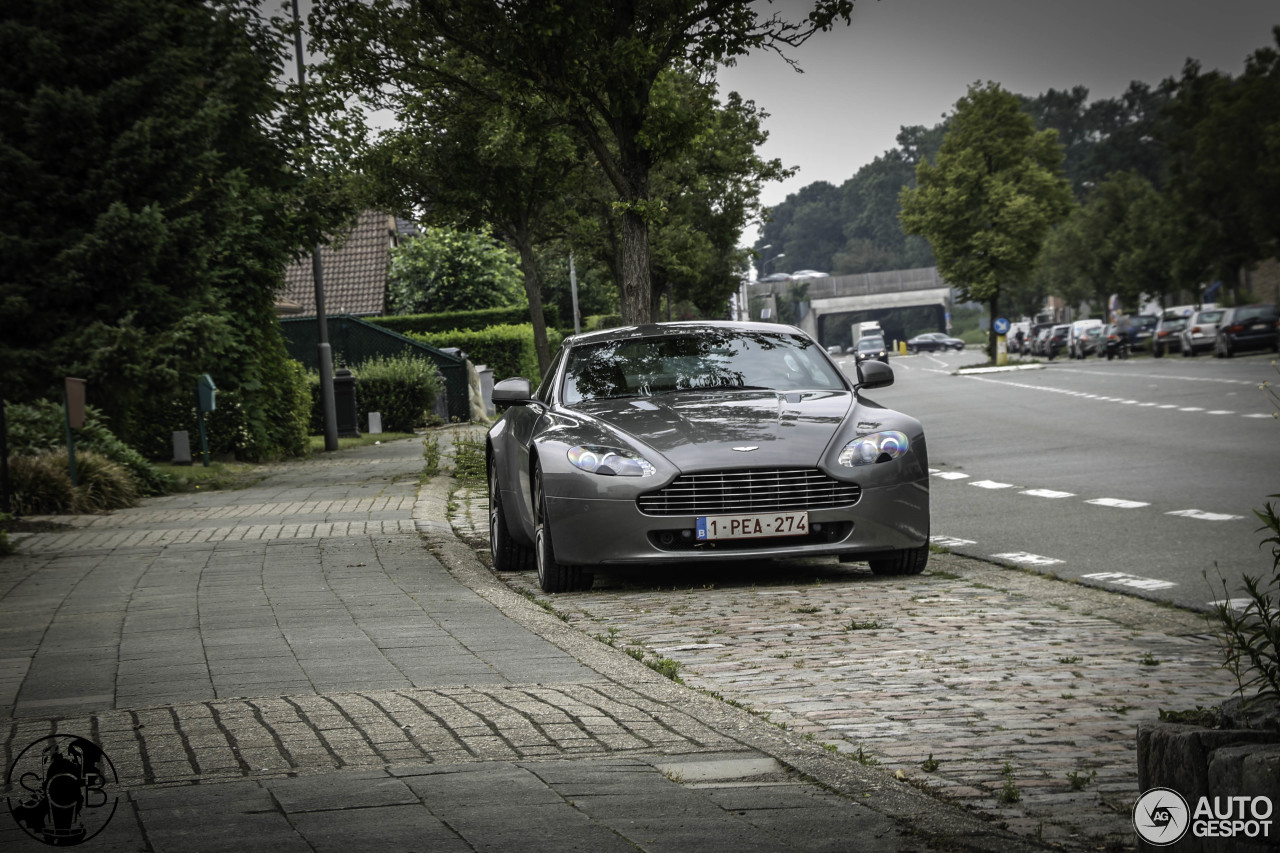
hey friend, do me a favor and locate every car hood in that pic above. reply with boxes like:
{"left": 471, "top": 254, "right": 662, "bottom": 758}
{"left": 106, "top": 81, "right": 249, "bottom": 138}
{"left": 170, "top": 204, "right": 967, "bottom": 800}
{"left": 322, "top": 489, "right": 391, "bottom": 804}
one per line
{"left": 573, "top": 389, "right": 854, "bottom": 470}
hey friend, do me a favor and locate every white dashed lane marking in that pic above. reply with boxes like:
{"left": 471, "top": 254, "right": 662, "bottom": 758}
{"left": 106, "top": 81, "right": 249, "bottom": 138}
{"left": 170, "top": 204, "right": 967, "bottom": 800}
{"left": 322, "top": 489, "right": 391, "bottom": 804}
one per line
{"left": 958, "top": 374, "right": 1269, "bottom": 420}
{"left": 1166, "top": 509, "right": 1244, "bottom": 522}
{"left": 969, "top": 480, "right": 1014, "bottom": 489}
{"left": 1082, "top": 571, "right": 1177, "bottom": 591}
{"left": 992, "top": 551, "right": 1064, "bottom": 567}
{"left": 1085, "top": 498, "right": 1150, "bottom": 509}
{"left": 1020, "top": 488, "right": 1075, "bottom": 499}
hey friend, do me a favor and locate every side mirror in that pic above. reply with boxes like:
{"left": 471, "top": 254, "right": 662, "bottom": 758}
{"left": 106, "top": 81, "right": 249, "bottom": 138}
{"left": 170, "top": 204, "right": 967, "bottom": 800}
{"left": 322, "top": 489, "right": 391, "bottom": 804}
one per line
{"left": 492, "top": 377, "right": 534, "bottom": 407}
{"left": 855, "top": 359, "right": 894, "bottom": 390}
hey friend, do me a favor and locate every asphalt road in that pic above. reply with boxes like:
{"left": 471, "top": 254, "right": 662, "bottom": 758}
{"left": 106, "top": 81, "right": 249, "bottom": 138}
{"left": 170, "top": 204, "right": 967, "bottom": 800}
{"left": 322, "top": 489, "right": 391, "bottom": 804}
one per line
{"left": 838, "top": 346, "right": 1279, "bottom": 611}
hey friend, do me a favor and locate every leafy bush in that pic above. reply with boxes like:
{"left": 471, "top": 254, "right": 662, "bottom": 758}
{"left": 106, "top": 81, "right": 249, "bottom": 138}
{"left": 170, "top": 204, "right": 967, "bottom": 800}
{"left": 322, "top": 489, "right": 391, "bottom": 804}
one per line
{"left": 8, "top": 452, "right": 76, "bottom": 516}
{"left": 1210, "top": 496, "right": 1280, "bottom": 721}
{"left": 352, "top": 354, "right": 443, "bottom": 433}
{"left": 69, "top": 451, "right": 139, "bottom": 513}
{"left": 1208, "top": 363, "right": 1280, "bottom": 723}
{"left": 307, "top": 354, "right": 443, "bottom": 434}
{"left": 373, "top": 306, "right": 560, "bottom": 336}
{"left": 6, "top": 400, "right": 171, "bottom": 495}
{"left": 408, "top": 324, "right": 560, "bottom": 384}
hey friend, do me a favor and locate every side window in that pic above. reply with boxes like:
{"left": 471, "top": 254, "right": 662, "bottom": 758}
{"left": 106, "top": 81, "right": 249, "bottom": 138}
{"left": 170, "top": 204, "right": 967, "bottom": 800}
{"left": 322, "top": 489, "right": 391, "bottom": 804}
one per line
{"left": 534, "top": 348, "right": 565, "bottom": 404}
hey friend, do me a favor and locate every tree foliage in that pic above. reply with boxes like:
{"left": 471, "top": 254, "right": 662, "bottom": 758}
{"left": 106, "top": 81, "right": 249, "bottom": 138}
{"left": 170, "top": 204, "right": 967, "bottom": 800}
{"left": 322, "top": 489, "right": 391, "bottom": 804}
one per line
{"left": 1162, "top": 28, "right": 1280, "bottom": 292}
{"left": 899, "top": 83, "right": 1073, "bottom": 359}
{"left": 0, "top": 0, "right": 354, "bottom": 459}
{"left": 387, "top": 227, "right": 525, "bottom": 316}
{"left": 314, "top": 0, "right": 854, "bottom": 326}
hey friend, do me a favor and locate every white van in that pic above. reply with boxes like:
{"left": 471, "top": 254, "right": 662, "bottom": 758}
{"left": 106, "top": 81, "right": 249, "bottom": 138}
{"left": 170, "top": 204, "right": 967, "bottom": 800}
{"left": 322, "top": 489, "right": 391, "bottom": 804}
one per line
{"left": 1067, "top": 319, "right": 1103, "bottom": 359}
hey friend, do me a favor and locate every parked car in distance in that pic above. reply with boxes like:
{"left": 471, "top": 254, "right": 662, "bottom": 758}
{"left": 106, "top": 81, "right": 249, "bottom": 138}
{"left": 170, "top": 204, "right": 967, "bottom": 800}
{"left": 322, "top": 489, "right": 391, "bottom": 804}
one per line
{"left": 1214, "top": 304, "right": 1280, "bottom": 358}
{"left": 1100, "top": 323, "right": 1130, "bottom": 360}
{"left": 1070, "top": 325, "right": 1103, "bottom": 359}
{"left": 789, "top": 269, "right": 831, "bottom": 279}
{"left": 1126, "top": 314, "right": 1159, "bottom": 351}
{"left": 905, "top": 332, "right": 965, "bottom": 353}
{"left": 854, "top": 336, "right": 889, "bottom": 364}
{"left": 1067, "top": 319, "right": 1103, "bottom": 359}
{"left": 1151, "top": 315, "right": 1188, "bottom": 357}
{"left": 759, "top": 272, "right": 792, "bottom": 282}
{"left": 1027, "top": 322, "right": 1055, "bottom": 355}
{"left": 1179, "top": 308, "right": 1225, "bottom": 357}
{"left": 1045, "top": 324, "right": 1071, "bottom": 359}
{"left": 486, "top": 321, "right": 931, "bottom": 592}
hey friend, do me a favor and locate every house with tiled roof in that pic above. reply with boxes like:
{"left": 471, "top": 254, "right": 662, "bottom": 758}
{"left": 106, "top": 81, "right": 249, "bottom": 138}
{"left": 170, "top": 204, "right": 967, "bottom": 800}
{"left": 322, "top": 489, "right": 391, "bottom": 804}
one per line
{"left": 277, "top": 210, "right": 415, "bottom": 316}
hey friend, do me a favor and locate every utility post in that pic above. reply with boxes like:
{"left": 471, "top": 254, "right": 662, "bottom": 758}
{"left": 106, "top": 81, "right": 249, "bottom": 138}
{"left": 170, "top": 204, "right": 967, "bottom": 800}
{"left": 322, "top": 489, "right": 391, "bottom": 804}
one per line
{"left": 291, "top": 0, "right": 338, "bottom": 451}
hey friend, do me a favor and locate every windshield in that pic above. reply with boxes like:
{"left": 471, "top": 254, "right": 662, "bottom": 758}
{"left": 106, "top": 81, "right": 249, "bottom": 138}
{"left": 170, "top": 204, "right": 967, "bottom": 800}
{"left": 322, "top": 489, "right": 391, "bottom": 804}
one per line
{"left": 562, "top": 329, "right": 846, "bottom": 405}
{"left": 857, "top": 338, "right": 885, "bottom": 351}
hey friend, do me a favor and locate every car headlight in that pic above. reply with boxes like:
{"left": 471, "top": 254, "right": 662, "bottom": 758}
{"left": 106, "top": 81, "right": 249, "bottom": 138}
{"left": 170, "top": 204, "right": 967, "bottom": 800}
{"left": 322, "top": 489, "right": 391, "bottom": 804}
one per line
{"left": 567, "top": 445, "right": 656, "bottom": 477}
{"left": 838, "top": 431, "right": 909, "bottom": 466}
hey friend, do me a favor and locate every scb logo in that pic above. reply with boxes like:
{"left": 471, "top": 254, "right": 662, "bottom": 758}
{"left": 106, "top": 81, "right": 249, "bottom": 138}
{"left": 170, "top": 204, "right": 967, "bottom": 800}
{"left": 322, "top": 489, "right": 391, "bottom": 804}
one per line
{"left": 5, "top": 734, "right": 118, "bottom": 846}
{"left": 1134, "top": 787, "right": 1190, "bottom": 846}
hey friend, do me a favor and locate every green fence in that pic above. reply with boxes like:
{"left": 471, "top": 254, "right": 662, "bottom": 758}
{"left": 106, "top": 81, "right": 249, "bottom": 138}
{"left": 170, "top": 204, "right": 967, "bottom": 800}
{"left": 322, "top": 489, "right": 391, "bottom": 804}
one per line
{"left": 279, "top": 315, "right": 471, "bottom": 423}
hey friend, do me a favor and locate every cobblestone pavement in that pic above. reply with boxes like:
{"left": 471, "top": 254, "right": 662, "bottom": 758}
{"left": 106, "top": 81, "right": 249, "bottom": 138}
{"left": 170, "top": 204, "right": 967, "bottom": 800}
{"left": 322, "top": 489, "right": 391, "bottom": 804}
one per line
{"left": 3, "top": 433, "right": 1045, "bottom": 853}
{"left": 449, "top": 478, "right": 1239, "bottom": 851}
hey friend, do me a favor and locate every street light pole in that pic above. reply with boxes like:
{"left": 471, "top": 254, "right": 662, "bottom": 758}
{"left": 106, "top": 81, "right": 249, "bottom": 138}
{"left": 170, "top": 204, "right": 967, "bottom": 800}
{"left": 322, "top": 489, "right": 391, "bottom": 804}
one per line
{"left": 291, "top": 0, "right": 338, "bottom": 452}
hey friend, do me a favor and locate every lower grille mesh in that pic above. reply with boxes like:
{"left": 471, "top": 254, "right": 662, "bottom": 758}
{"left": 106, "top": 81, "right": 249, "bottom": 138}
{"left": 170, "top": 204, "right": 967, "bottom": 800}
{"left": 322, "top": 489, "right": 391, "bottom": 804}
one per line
{"left": 637, "top": 468, "right": 860, "bottom": 516}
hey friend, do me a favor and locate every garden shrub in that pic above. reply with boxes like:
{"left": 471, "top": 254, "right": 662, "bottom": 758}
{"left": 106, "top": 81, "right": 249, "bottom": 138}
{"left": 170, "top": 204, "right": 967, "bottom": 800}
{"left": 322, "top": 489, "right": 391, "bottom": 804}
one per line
{"left": 70, "top": 451, "right": 139, "bottom": 513}
{"left": 8, "top": 452, "right": 76, "bottom": 516}
{"left": 351, "top": 354, "right": 442, "bottom": 433}
{"left": 307, "top": 354, "right": 442, "bottom": 434}
{"left": 6, "top": 400, "right": 171, "bottom": 495}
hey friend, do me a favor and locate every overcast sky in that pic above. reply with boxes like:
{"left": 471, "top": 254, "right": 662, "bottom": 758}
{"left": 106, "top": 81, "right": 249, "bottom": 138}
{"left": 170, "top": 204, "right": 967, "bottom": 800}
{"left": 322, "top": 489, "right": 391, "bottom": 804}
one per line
{"left": 716, "top": 0, "right": 1279, "bottom": 247}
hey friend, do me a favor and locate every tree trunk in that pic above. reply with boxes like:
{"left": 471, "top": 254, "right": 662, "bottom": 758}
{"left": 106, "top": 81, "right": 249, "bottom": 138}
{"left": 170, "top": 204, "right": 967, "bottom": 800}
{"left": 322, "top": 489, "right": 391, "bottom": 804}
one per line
{"left": 514, "top": 235, "right": 552, "bottom": 377}
{"left": 618, "top": 208, "right": 651, "bottom": 326}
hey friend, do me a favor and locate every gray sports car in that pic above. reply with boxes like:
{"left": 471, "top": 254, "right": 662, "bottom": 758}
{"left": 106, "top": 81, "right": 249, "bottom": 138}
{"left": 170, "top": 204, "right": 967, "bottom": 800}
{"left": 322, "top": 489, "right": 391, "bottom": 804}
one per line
{"left": 486, "top": 321, "right": 930, "bottom": 592}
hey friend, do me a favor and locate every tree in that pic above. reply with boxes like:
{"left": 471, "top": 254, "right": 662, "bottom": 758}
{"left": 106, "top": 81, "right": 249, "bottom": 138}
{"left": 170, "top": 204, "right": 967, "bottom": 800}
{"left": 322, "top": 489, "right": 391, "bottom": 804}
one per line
{"left": 311, "top": 33, "right": 585, "bottom": 374}
{"left": 0, "top": 0, "right": 353, "bottom": 458}
{"left": 387, "top": 227, "right": 525, "bottom": 315}
{"left": 1162, "top": 28, "right": 1280, "bottom": 294}
{"left": 315, "top": 0, "right": 855, "bottom": 326}
{"left": 899, "top": 83, "right": 1073, "bottom": 360}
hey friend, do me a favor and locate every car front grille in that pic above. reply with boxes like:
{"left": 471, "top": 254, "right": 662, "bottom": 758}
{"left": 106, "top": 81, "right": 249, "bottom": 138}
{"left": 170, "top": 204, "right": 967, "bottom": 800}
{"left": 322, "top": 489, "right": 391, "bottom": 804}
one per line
{"left": 637, "top": 468, "right": 861, "bottom": 516}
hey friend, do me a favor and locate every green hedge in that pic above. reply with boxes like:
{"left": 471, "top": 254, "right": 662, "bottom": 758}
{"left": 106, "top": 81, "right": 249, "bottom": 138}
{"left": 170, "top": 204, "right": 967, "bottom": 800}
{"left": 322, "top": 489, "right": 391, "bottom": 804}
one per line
{"left": 372, "top": 306, "right": 560, "bottom": 337}
{"left": 307, "top": 353, "right": 443, "bottom": 434}
{"left": 408, "top": 324, "right": 560, "bottom": 384}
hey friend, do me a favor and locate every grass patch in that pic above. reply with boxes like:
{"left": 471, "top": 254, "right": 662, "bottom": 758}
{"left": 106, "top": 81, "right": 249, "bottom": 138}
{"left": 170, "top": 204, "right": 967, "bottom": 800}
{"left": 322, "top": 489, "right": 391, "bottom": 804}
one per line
{"left": 452, "top": 435, "right": 487, "bottom": 482}
{"left": 306, "top": 432, "right": 415, "bottom": 454}
{"left": 153, "top": 460, "right": 263, "bottom": 492}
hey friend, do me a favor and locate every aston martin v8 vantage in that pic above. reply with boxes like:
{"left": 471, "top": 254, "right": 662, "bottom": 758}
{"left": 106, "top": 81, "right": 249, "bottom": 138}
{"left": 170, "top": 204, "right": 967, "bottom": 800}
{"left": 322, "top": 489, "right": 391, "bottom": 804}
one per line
{"left": 485, "top": 322, "right": 930, "bottom": 592}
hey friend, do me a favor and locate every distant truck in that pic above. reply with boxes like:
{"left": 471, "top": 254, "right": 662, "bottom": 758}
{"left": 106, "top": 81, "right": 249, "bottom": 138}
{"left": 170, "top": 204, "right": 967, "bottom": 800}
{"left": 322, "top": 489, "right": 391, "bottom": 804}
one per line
{"left": 851, "top": 321, "right": 884, "bottom": 348}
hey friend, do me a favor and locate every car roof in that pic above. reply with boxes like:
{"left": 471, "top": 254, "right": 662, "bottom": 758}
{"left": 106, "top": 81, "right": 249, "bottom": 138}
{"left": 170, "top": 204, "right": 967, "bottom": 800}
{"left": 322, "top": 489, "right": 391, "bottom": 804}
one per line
{"left": 561, "top": 320, "right": 809, "bottom": 348}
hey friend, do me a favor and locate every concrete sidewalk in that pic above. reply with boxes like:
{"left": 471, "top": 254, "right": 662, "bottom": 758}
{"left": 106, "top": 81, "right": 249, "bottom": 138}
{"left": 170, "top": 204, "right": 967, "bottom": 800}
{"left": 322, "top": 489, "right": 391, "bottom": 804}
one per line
{"left": 1, "top": 432, "right": 1037, "bottom": 852}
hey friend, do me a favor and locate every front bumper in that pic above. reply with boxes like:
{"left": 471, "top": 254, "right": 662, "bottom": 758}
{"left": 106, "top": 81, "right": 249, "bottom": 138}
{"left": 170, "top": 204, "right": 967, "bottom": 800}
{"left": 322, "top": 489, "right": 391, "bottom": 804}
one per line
{"left": 543, "top": 480, "right": 930, "bottom": 566}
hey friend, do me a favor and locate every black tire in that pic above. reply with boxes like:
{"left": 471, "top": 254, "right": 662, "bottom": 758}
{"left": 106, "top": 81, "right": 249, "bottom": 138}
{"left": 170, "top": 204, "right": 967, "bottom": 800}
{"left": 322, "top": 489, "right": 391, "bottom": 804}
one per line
{"left": 533, "top": 463, "right": 593, "bottom": 593}
{"left": 868, "top": 546, "right": 929, "bottom": 576}
{"left": 489, "top": 456, "right": 532, "bottom": 571}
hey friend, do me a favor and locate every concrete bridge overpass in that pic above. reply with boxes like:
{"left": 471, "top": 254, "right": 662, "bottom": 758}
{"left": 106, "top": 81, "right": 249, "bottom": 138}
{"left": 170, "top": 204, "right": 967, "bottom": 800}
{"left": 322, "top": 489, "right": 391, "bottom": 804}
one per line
{"left": 747, "top": 266, "right": 953, "bottom": 349}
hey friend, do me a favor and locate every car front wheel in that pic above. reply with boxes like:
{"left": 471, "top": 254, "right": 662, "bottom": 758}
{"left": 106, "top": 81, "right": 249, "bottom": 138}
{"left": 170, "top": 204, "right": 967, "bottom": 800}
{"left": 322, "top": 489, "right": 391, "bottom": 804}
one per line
{"left": 533, "top": 462, "right": 593, "bottom": 593}
{"left": 868, "top": 546, "right": 929, "bottom": 576}
{"left": 489, "top": 456, "right": 532, "bottom": 572}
